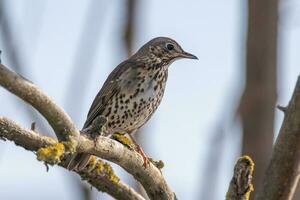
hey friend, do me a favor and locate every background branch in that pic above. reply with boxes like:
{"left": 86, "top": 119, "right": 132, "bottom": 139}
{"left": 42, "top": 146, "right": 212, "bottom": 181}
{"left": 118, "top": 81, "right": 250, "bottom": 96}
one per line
{"left": 239, "top": 0, "right": 278, "bottom": 193}
{"left": 256, "top": 76, "right": 300, "bottom": 200}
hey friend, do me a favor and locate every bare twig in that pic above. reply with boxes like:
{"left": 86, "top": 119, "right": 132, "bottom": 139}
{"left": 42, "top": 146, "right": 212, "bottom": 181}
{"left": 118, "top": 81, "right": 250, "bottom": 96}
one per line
{"left": 256, "top": 76, "right": 300, "bottom": 200}
{"left": 277, "top": 105, "right": 287, "bottom": 113}
{"left": 226, "top": 156, "right": 254, "bottom": 200}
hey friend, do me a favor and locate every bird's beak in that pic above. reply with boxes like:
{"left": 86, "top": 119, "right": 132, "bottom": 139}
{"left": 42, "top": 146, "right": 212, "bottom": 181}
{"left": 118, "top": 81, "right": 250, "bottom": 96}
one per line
{"left": 180, "top": 51, "right": 198, "bottom": 60}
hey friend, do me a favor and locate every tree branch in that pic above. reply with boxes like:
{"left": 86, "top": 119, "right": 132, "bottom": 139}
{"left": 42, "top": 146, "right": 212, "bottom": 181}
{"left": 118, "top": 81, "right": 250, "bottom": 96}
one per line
{"left": 226, "top": 156, "right": 254, "bottom": 200}
{"left": 256, "top": 76, "right": 300, "bottom": 200}
{"left": 0, "top": 117, "right": 144, "bottom": 200}
{"left": 0, "top": 63, "right": 79, "bottom": 141}
{"left": 0, "top": 63, "right": 175, "bottom": 200}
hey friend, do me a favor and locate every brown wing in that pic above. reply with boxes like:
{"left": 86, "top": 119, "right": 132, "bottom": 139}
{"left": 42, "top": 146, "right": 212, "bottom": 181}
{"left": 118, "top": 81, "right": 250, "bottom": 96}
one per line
{"left": 83, "top": 60, "right": 134, "bottom": 129}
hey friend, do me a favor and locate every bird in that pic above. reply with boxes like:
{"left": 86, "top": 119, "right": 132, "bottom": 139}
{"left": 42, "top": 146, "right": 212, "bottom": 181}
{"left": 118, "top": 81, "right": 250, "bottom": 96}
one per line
{"left": 68, "top": 37, "right": 197, "bottom": 171}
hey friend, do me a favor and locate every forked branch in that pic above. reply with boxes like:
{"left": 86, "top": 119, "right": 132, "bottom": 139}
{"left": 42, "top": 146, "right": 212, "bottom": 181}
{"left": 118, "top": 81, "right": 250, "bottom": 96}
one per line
{"left": 0, "top": 63, "right": 175, "bottom": 200}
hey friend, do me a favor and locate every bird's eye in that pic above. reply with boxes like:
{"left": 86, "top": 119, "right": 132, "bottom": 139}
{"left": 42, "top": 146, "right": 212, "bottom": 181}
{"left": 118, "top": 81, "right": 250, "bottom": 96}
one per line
{"left": 166, "top": 43, "right": 174, "bottom": 51}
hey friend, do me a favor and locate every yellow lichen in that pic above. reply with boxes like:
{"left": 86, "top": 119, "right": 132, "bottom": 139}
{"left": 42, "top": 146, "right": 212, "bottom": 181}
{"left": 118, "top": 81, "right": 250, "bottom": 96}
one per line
{"left": 112, "top": 133, "right": 135, "bottom": 149}
{"left": 95, "top": 160, "right": 105, "bottom": 174}
{"left": 240, "top": 155, "right": 255, "bottom": 200}
{"left": 225, "top": 155, "right": 255, "bottom": 200}
{"left": 86, "top": 156, "right": 97, "bottom": 170}
{"left": 36, "top": 136, "right": 78, "bottom": 166}
{"left": 239, "top": 155, "right": 255, "bottom": 174}
{"left": 62, "top": 138, "right": 77, "bottom": 153}
{"left": 36, "top": 143, "right": 65, "bottom": 165}
{"left": 103, "top": 163, "right": 120, "bottom": 183}
{"left": 80, "top": 157, "right": 120, "bottom": 186}
{"left": 244, "top": 184, "right": 254, "bottom": 200}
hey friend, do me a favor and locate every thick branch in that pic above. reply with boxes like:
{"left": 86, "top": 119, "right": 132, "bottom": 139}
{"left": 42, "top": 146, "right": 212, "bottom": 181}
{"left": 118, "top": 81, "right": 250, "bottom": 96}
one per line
{"left": 256, "top": 76, "right": 300, "bottom": 200}
{"left": 0, "top": 62, "right": 175, "bottom": 199}
{"left": 226, "top": 156, "right": 254, "bottom": 200}
{"left": 0, "top": 117, "right": 175, "bottom": 199}
{"left": 0, "top": 117, "right": 144, "bottom": 200}
{"left": 0, "top": 63, "right": 79, "bottom": 141}
{"left": 79, "top": 137, "right": 174, "bottom": 200}
{"left": 240, "top": 0, "right": 278, "bottom": 193}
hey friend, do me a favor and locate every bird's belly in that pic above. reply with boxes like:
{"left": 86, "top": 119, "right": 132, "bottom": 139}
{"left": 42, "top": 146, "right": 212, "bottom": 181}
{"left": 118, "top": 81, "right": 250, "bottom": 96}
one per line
{"left": 129, "top": 91, "right": 159, "bottom": 129}
{"left": 107, "top": 84, "right": 164, "bottom": 134}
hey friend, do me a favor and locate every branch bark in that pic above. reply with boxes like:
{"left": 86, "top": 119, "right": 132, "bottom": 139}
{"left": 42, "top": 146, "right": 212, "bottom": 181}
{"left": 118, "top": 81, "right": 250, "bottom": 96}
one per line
{"left": 0, "top": 63, "right": 175, "bottom": 200}
{"left": 226, "top": 156, "right": 254, "bottom": 200}
{"left": 0, "top": 117, "right": 144, "bottom": 200}
{"left": 0, "top": 63, "right": 80, "bottom": 141}
{"left": 255, "top": 76, "right": 300, "bottom": 200}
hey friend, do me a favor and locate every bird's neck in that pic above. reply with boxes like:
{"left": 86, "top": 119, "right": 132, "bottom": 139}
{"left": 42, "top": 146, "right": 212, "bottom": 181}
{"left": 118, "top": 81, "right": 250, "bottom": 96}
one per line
{"left": 131, "top": 52, "right": 170, "bottom": 67}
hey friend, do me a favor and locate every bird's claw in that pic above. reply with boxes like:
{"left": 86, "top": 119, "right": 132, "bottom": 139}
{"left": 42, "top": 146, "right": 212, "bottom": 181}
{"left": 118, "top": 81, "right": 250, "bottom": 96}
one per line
{"left": 134, "top": 143, "right": 150, "bottom": 168}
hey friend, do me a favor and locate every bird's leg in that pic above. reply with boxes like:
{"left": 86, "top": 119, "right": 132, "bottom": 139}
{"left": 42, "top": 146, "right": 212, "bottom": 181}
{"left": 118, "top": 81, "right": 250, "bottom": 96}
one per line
{"left": 128, "top": 135, "right": 150, "bottom": 168}
{"left": 84, "top": 115, "right": 108, "bottom": 138}
{"left": 81, "top": 116, "right": 108, "bottom": 146}
{"left": 111, "top": 133, "right": 150, "bottom": 168}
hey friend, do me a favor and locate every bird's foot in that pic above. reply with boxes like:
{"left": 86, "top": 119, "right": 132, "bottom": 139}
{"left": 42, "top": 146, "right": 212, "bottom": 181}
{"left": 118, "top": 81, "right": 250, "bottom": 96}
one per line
{"left": 111, "top": 133, "right": 150, "bottom": 168}
{"left": 134, "top": 143, "right": 150, "bottom": 168}
{"left": 82, "top": 115, "right": 108, "bottom": 137}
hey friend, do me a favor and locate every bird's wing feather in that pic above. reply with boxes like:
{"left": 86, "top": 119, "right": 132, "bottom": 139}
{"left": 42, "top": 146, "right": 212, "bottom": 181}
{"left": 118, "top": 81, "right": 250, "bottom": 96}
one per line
{"left": 83, "top": 60, "right": 135, "bottom": 129}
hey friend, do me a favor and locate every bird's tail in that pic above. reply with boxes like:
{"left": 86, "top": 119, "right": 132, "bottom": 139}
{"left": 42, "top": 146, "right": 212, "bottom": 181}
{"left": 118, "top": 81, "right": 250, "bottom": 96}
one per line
{"left": 67, "top": 153, "right": 91, "bottom": 171}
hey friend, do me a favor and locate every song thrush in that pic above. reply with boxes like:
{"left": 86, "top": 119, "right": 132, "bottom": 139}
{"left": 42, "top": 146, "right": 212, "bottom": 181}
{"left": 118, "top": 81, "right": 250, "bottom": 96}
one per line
{"left": 68, "top": 37, "right": 197, "bottom": 170}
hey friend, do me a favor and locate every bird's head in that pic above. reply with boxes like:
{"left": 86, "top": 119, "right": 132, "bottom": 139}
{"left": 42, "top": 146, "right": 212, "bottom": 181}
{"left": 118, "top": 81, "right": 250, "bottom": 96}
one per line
{"left": 132, "top": 37, "right": 198, "bottom": 65}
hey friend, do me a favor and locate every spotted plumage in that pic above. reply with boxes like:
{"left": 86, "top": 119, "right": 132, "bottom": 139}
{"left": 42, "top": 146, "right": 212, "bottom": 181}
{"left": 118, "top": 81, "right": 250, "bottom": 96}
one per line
{"left": 68, "top": 37, "right": 197, "bottom": 171}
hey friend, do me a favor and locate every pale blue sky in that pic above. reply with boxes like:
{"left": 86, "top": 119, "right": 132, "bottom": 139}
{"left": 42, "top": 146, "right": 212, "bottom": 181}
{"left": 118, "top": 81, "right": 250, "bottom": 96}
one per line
{"left": 0, "top": 0, "right": 300, "bottom": 200}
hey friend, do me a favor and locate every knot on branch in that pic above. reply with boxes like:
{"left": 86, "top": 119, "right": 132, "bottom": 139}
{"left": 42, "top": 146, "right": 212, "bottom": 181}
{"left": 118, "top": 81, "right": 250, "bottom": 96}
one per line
{"left": 277, "top": 105, "right": 287, "bottom": 113}
{"left": 226, "top": 155, "right": 254, "bottom": 200}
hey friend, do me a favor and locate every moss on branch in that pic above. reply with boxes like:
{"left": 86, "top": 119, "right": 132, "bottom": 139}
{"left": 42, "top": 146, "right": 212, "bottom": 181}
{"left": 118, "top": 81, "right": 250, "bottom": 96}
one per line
{"left": 226, "top": 155, "right": 254, "bottom": 200}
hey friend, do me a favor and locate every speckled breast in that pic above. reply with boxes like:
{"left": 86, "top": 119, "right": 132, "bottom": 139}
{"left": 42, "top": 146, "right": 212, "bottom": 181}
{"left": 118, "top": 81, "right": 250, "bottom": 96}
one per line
{"left": 105, "top": 67, "right": 168, "bottom": 134}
